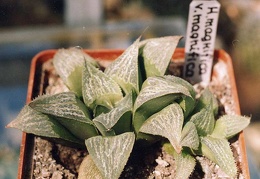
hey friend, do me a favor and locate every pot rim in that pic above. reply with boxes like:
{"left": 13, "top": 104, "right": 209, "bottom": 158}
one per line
{"left": 18, "top": 48, "right": 249, "bottom": 179}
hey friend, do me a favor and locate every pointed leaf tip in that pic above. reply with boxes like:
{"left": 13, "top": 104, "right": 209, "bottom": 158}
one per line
{"left": 7, "top": 105, "right": 83, "bottom": 144}
{"left": 212, "top": 114, "right": 250, "bottom": 139}
{"left": 201, "top": 136, "right": 238, "bottom": 177}
{"left": 181, "top": 122, "right": 199, "bottom": 150}
{"left": 141, "top": 36, "right": 182, "bottom": 78}
{"left": 174, "top": 151, "right": 196, "bottom": 179}
{"left": 85, "top": 132, "right": 135, "bottom": 179}
{"left": 105, "top": 38, "right": 140, "bottom": 94}
{"left": 82, "top": 62, "right": 123, "bottom": 110}
{"left": 140, "top": 103, "right": 184, "bottom": 153}
{"left": 53, "top": 47, "right": 98, "bottom": 96}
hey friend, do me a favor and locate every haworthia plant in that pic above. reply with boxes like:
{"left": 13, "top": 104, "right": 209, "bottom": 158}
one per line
{"left": 29, "top": 92, "right": 98, "bottom": 140}
{"left": 53, "top": 47, "right": 98, "bottom": 97}
{"left": 180, "top": 122, "right": 199, "bottom": 150}
{"left": 93, "top": 92, "right": 133, "bottom": 136}
{"left": 140, "top": 103, "right": 184, "bottom": 153}
{"left": 201, "top": 136, "right": 238, "bottom": 177}
{"left": 211, "top": 115, "right": 250, "bottom": 139}
{"left": 82, "top": 61, "right": 123, "bottom": 112}
{"left": 140, "top": 36, "right": 182, "bottom": 78}
{"left": 133, "top": 76, "right": 191, "bottom": 134}
{"left": 7, "top": 105, "right": 83, "bottom": 145}
{"left": 174, "top": 150, "right": 196, "bottom": 179}
{"left": 7, "top": 36, "right": 251, "bottom": 179}
{"left": 105, "top": 38, "right": 140, "bottom": 94}
{"left": 85, "top": 132, "right": 135, "bottom": 179}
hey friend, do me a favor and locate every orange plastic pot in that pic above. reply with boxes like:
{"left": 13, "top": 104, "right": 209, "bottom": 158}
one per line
{"left": 17, "top": 48, "right": 249, "bottom": 179}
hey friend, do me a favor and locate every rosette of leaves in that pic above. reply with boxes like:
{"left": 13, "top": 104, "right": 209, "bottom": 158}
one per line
{"left": 7, "top": 36, "right": 250, "bottom": 179}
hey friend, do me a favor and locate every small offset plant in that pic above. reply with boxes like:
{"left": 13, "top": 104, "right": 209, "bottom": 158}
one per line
{"left": 7, "top": 36, "right": 250, "bottom": 179}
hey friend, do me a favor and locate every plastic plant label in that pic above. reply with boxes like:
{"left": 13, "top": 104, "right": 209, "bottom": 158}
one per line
{"left": 184, "top": 0, "right": 220, "bottom": 84}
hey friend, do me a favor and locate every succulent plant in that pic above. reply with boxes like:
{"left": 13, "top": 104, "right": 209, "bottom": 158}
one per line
{"left": 7, "top": 36, "right": 250, "bottom": 179}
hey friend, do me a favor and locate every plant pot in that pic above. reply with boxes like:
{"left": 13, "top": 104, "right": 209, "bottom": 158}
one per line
{"left": 17, "top": 48, "right": 249, "bottom": 178}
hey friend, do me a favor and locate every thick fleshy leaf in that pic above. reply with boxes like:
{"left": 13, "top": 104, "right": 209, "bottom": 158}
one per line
{"left": 133, "top": 76, "right": 190, "bottom": 133}
{"left": 134, "top": 76, "right": 191, "bottom": 110}
{"left": 195, "top": 88, "right": 218, "bottom": 116}
{"left": 174, "top": 151, "right": 196, "bottom": 179}
{"left": 211, "top": 114, "right": 250, "bottom": 139}
{"left": 181, "top": 122, "right": 199, "bottom": 150}
{"left": 163, "top": 76, "right": 196, "bottom": 97}
{"left": 53, "top": 116, "right": 99, "bottom": 140}
{"left": 190, "top": 105, "right": 215, "bottom": 136}
{"left": 93, "top": 92, "right": 133, "bottom": 136}
{"left": 29, "top": 92, "right": 91, "bottom": 120}
{"left": 164, "top": 75, "right": 196, "bottom": 118}
{"left": 139, "top": 103, "right": 184, "bottom": 153}
{"left": 82, "top": 62, "right": 123, "bottom": 111}
{"left": 53, "top": 47, "right": 98, "bottom": 96}
{"left": 105, "top": 38, "right": 140, "bottom": 94}
{"left": 141, "top": 36, "right": 182, "bottom": 78}
{"left": 78, "top": 155, "right": 103, "bottom": 179}
{"left": 201, "top": 136, "right": 237, "bottom": 177}
{"left": 7, "top": 105, "right": 82, "bottom": 145}
{"left": 29, "top": 92, "right": 98, "bottom": 140}
{"left": 85, "top": 132, "right": 135, "bottom": 179}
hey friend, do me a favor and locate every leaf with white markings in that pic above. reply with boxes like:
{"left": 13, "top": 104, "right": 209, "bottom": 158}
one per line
{"left": 190, "top": 105, "right": 215, "bottom": 136}
{"left": 189, "top": 89, "right": 218, "bottom": 136}
{"left": 29, "top": 92, "right": 98, "bottom": 140}
{"left": 174, "top": 150, "right": 196, "bottom": 179}
{"left": 82, "top": 62, "right": 123, "bottom": 112}
{"left": 29, "top": 92, "right": 91, "bottom": 120}
{"left": 93, "top": 92, "right": 133, "bottom": 136}
{"left": 140, "top": 103, "right": 184, "bottom": 153}
{"left": 194, "top": 88, "right": 218, "bottom": 116}
{"left": 6, "top": 105, "right": 83, "bottom": 145}
{"left": 85, "top": 132, "right": 135, "bottom": 179}
{"left": 133, "top": 76, "right": 190, "bottom": 133}
{"left": 201, "top": 136, "right": 237, "bottom": 177}
{"left": 53, "top": 47, "right": 98, "bottom": 97}
{"left": 140, "top": 36, "right": 182, "bottom": 78}
{"left": 78, "top": 155, "right": 103, "bottom": 179}
{"left": 105, "top": 38, "right": 140, "bottom": 94}
{"left": 211, "top": 114, "right": 250, "bottom": 139}
{"left": 180, "top": 122, "right": 199, "bottom": 150}
{"left": 164, "top": 75, "right": 196, "bottom": 118}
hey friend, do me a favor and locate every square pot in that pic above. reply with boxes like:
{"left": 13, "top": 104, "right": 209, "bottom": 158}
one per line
{"left": 17, "top": 48, "right": 249, "bottom": 178}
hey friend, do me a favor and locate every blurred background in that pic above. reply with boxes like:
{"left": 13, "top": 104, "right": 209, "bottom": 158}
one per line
{"left": 0, "top": 0, "right": 259, "bottom": 178}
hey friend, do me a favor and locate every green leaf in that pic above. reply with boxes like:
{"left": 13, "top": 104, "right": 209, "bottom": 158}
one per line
{"left": 133, "top": 76, "right": 190, "bottom": 133}
{"left": 85, "top": 132, "right": 135, "bottom": 179}
{"left": 53, "top": 47, "right": 98, "bottom": 96}
{"left": 29, "top": 92, "right": 91, "bottom": 120}
{"left": 174, "top": 150, "right": 196, "bottom": 179}
{"left": 195, "top": 88, "right": 218, "bottom": 116}
{"left": 93, "top": 92, "right": 133, "bottom": 136}
{"left": 29, "top": 92, "right": 98, "bottom": 140}
{"left": 164, "top": 75, "right": 196, "bottom": 118}
{"left": 66, "top": 65, "right": 83, "bottom": 97}
{"left": 140, "top": 36, "right": 182, "bottom": 78}
{"left": 139, "top": 103, "right": 184, "bottom": 153}
{"left": 211, "top": 114, "right": 250, "bottom": 139}
{"left": 190, "top": 105, "right": 215, "bottom": 136}
{"left": 134, "top": 76, "right": 191, "bottom": 110}
{"left": 82, "top": 62, "right": 123, "bottom": 111}
{"left": 180, "top": 122, "right": 199, "bottom": 150}
{"left": 105, "top": 38, "right": 140, "bottom": 94}
{"left": 201, "top": 136, "right": 237, "bottom": 177}
{"left": 7, "top": 105, "right": 83, "bottom": 145}
{"left": 190, "top": 88, "right": 217, "bottom": 136}
{"left": 78, "top": 155, "right": 103, "bottom": 179}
